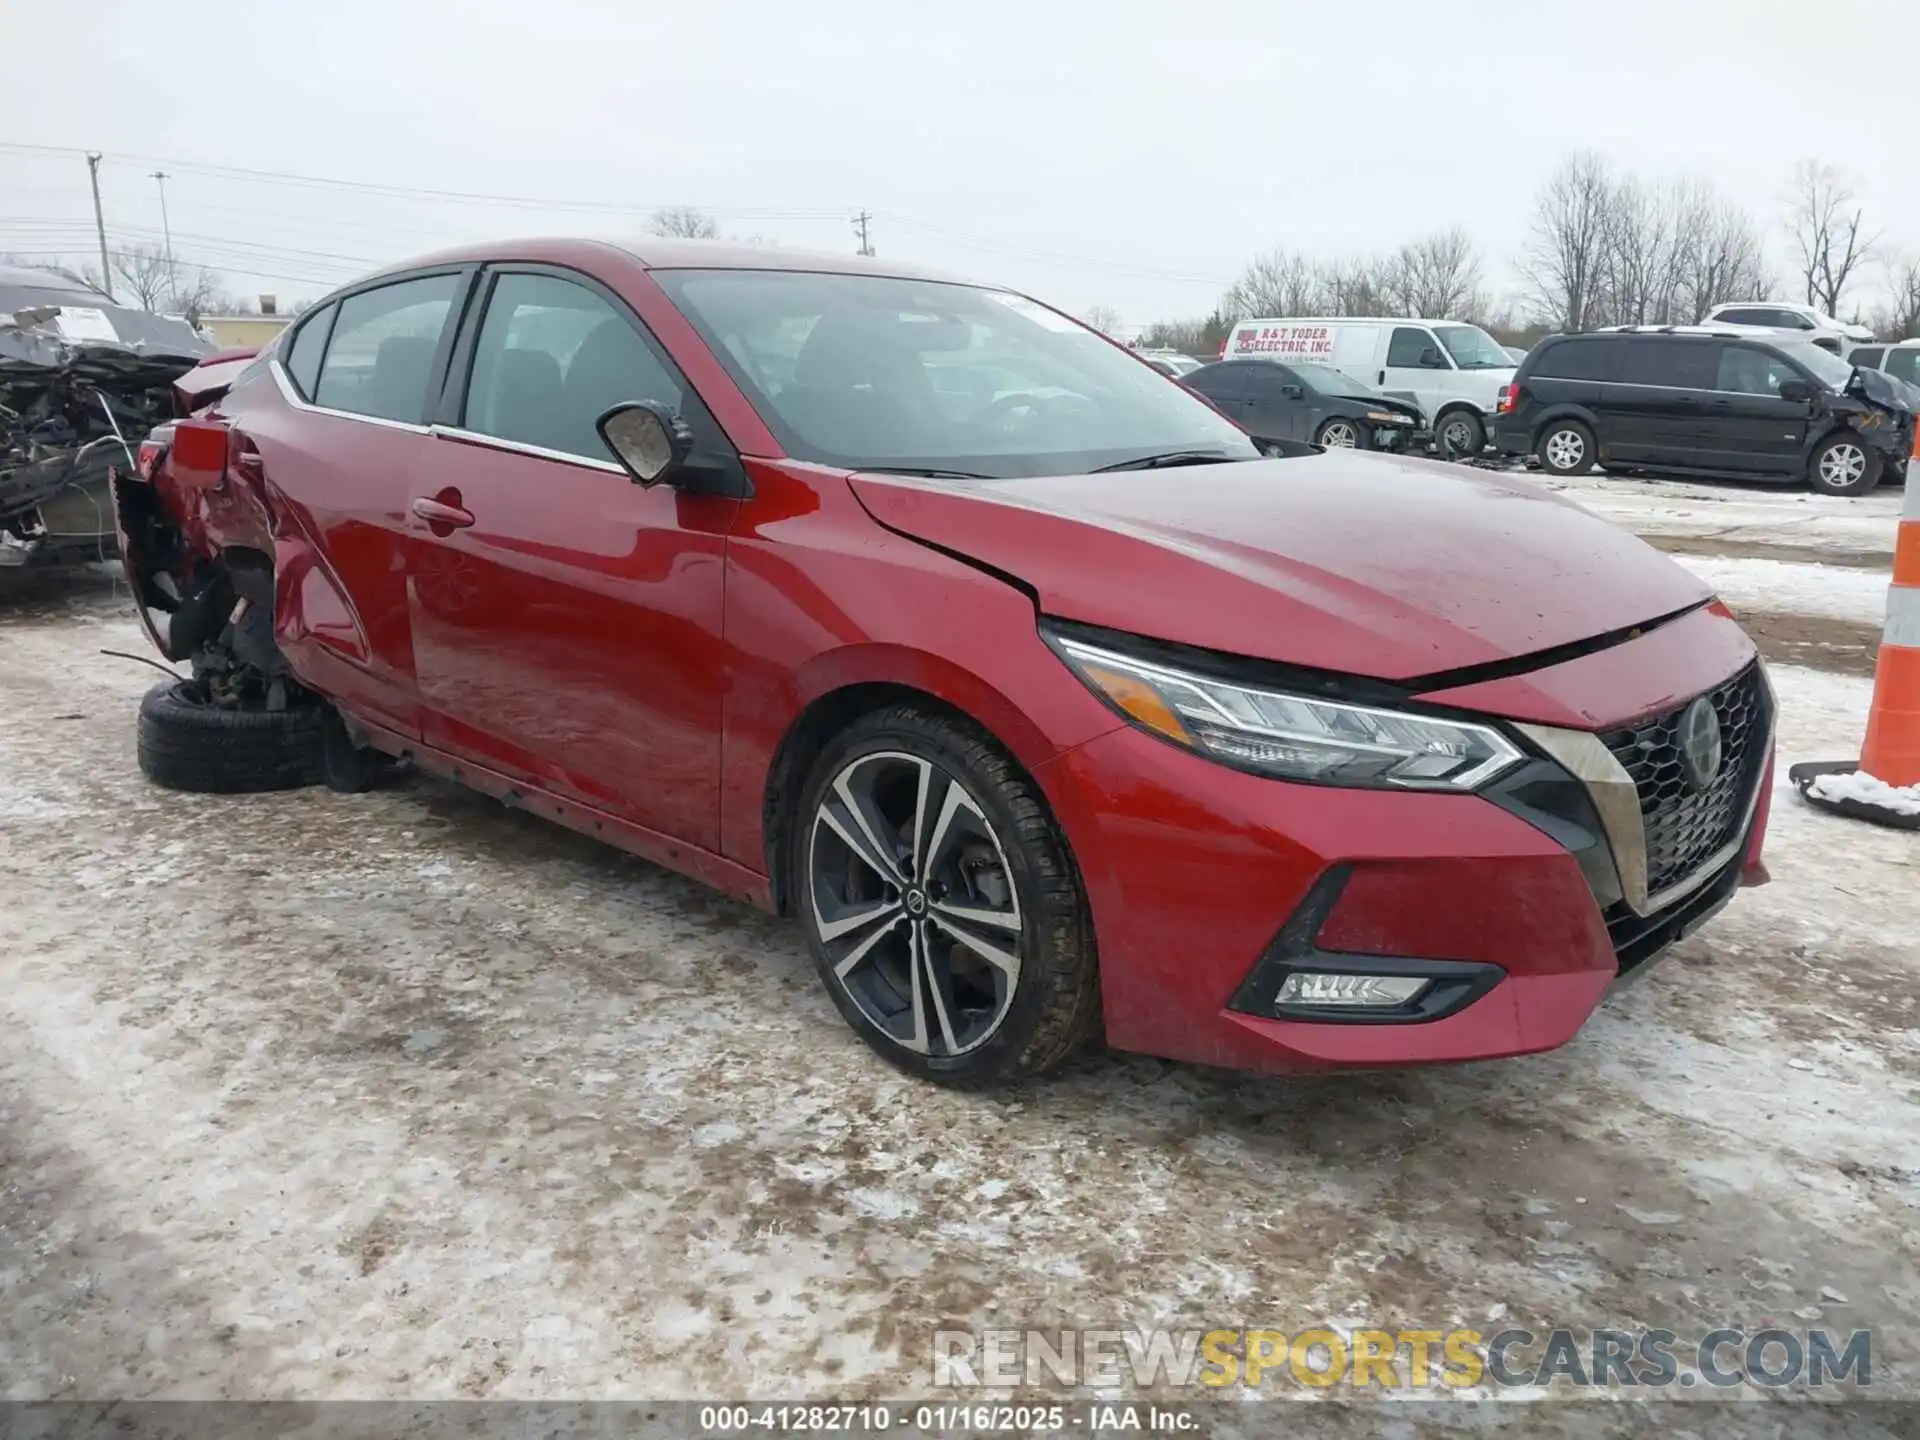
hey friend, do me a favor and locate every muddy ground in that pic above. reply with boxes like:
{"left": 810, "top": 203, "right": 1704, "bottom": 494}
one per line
{"left": 2, "top": 470, "right": 1917, "bottom": 1430}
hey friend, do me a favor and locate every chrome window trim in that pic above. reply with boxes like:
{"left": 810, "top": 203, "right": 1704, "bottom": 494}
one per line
{"left": 427, "top": 425, "right": 627, "bottom": 476}
{"left": 270, "top": 360, "right": 431, "bottom": 435}
{"left": 1516, "top": 666, "right": 1775, "bottom": 919}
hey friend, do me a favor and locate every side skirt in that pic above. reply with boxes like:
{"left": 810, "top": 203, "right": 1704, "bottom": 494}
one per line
{"left": 348, "top": 714, "right": 777, "bottom": 914}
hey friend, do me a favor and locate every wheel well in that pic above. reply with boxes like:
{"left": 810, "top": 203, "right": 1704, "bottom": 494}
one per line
{"left": 762, "top": 681, "right": 983, "bottom": 917}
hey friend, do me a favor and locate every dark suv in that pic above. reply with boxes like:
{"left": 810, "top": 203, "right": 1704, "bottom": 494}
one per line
{"left": 1490, "top": 327, "right": 1915, "bottom": 496}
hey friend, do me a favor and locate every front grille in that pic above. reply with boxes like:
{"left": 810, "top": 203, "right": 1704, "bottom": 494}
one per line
{"left": 1599, "top": 665, "right": 1768, "bottom": 899}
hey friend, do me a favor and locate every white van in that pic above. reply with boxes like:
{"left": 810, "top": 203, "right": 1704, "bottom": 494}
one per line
{"left": 1220, "top": 317, "right": 1516, "bottom": 454}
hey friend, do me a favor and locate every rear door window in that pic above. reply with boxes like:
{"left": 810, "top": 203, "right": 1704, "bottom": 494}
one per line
{"left": 283, "top": 305, "right": 335, "bottom": 399}
{"left": 1715, "top": 308, "right": 1767, "bottom": 326}
{"left": 1531, "top": 338, "right": 1617, "bottom": 381}
{"left": 313, "top": 274, "right": 461, "bottom": 423}
{"left": 1622, "top": 338, "right": 1719, "bottom": 390}
{"left": 1850, "top": 346, "right": 1886, "bottom": 368}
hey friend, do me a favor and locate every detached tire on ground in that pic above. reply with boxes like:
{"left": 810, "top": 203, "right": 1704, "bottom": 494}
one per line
{"left": 136, "top": 680, "right": 328, "bottom": 794}
{"left": 1536, "top": 419, "right": 1596, "bottom": 476}
{"left": 792, "top": 703, "right": 1101, "bottom": 1089}
{"left": 1807, "top": 433, "right": 1882, "bottom": 496}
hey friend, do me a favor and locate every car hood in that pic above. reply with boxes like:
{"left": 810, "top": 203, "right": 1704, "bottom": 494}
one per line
{"left": 848, "top": 452, "right": 1711, "bottom": 683}
{"left": 1334, "top": 393, "right": 1420, "bottom": 421}
{"left": 1845, "top": 365, "right": 1917, "bottom": 416}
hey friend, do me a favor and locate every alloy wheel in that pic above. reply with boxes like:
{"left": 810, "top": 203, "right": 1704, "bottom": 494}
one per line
{"left": 1544, "top": 429, "right": 1585, "bottom": 471}
{"left": 1442, "top": 416, "right": 1477, "bottom": 453}
{"left": 807, "top": 750, "right": 1023, "bottom": 1057}
{"left": 1319, "top": 420, "right": 1359, "bottom": 448}
{"left": 1819, "top": 442, "right": 1866, "bottom": 488}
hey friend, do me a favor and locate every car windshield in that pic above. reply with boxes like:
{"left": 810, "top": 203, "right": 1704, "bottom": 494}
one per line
{"left": 1778, "top": 341, "right": 1856, "bottom": 389}
{"left": 652, "top": 269, "right": 1258, "bottom": 477}
{"left": 1432, "top": 324, "right": 1512, "bottom": 370}
{"left": 1290, "top": 362, "right": 1376, "bottom": 397}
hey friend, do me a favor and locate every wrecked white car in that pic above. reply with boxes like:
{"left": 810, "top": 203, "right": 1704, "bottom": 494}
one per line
{"left": 1, "top": 265, "right": 212, "bottom": 570}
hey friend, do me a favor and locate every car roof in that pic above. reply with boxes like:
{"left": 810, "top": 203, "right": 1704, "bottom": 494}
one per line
{"left": 348, "top": 236, "right": 975, "bottom": 288}
{"left": 1587, "top": 324, "right": 1785, "bottom": 340}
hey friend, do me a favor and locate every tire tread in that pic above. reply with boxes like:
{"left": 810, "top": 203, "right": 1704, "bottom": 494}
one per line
{"left": 795, "top": 702, "right": 1100, "bottom": 1088}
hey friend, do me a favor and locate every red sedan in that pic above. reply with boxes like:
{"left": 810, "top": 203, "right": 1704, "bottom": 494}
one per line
{"left": 115, "top": 240, "right": 1774, "bottom": 1087}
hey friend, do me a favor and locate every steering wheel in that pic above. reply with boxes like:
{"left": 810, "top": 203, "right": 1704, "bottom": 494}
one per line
{"left": 980, "top": 391, "right": 1053, "bottom": 433}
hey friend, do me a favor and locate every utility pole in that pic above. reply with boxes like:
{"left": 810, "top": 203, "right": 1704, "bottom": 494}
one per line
{"left": 852, "top": 210, "right": 874, "bottom": 257}
{"left": 150, "top": 169, "right": 177, "bottom": 308}
{"left": 86, "top": 153, "right": 114, "bottom": 302}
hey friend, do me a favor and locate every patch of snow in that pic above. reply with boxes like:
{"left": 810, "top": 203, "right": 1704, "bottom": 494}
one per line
{"left": 1670, "top": 554, "right": 1889, "bottom": 625}
{"left": 1807, "top": 769, "right": 1920, "bottom": 816}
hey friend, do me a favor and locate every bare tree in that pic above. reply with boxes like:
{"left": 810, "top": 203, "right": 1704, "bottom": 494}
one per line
{"left": 1386, "top": 227, "right": 1483, "bottom": 319}
{"left": 1222, "top": 248, "right": 1322, "bottom": 319}
{"left": 1081, "top": 305, "right": 1125, "bottom": 336}
{"left": 1592, "top": 173, "right": 1679, "bottom": 327}
{"left": 1784, "top": 161, "right": 1876, "bottom": 317}
{"left": 1519, "top": 152, "right": 1616, "bottom": 331}
{"left": 78, "top": 244, "right": 170, "bottom": 311}
{"left": 1140, "top": 313, "right": 1234, "bottom": 356}
{"left": 1869, "top": 253, "right": 1920, "bottom": 341}
{"left": 647, "top": 206, "right": 721, "bottom": 240}
{"left": 1669, "top": 182, "right": 1767, "bottom": 323}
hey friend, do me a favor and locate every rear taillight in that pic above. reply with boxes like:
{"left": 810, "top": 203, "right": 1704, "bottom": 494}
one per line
{"left": 1495, "top": 383, "right": 1521, "bottom": 415}
{"left": 136, "top": 439, "right": 166, "bottom": 480}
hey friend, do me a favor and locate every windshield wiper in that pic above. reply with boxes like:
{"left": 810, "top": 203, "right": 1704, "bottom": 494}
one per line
{"left": 857, "top": 465, "right": 991, "bottom": 480}
{"left": 1090, "top": 450, "right": 1245, "bottom": 473}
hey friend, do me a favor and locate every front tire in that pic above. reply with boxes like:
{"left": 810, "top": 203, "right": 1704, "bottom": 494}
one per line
{"left": 1436, "top": 409, "right": 1486, "bottom": 459}
{"left": 136, "top": 680, "right": 328, "bottom": 794}
{"left": 1808, "top": 434, "right": 1881, "bottom": 496}
{"left": 1315, "top": 418, "right": 1364, "bottom": 450}
{"left": 1536, "top": 419, "right": 1596, "bottom": 476}
{"left": 792, "top": 704, "right": 1099, "bottom": 1088}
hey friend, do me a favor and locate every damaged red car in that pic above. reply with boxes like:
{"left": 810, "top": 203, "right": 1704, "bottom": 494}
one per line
{"left": 114, "top": 240, "right": 1775, "bottom": 1087}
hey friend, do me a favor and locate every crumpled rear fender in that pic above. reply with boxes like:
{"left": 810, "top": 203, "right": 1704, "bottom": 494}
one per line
{"left": 117, "top": 420, "right": 368, "bottom": 675}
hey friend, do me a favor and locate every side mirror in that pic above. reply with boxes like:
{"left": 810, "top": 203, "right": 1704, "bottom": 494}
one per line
{"left": 597, "top": 401, "right": 692, "bottom": 487}
{"left": 1777, "top": 378, "right": 1815, "bottom": 404}
{"left": 1279, "top": 383, "right": 1304, "bottom": 400}
{"left": 1419, "top": 347, "right": 1447, "bottom": 369}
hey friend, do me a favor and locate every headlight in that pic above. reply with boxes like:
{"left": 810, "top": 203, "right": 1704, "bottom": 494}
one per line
{"left": 1049, "top": 632, "right": 1524, "bottom": 791}
{"left": 1363, "top": 410, "right": 1409, "bottom": 425}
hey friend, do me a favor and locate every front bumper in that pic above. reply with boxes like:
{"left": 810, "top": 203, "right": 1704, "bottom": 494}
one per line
{"left": 1035, "top": 640, "right": 1772, "bottom": 1075}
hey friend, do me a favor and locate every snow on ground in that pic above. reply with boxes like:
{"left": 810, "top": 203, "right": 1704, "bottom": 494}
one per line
{"left": 1534, "top": 470, "right": 1903, "bottom": 560}
{"left": 0, "top": 513, "right": 1915, "bottom": 1417}
{"left": 1668, "top": 554, "right": 1890, "bottom": 627}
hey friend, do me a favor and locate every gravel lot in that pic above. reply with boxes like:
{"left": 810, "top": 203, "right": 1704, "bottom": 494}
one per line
{"left": 2, "top": 471, "right": 1917, "bottom": 1421}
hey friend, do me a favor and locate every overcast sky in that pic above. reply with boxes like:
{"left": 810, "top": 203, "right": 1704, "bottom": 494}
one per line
{"left": 3, "top": 0, "right": 1916, "bottom": 328}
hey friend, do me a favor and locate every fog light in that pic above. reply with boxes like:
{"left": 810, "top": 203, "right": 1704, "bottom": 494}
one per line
{"left": 1277, "top": 973, "right": 1429, "bottom": 1008}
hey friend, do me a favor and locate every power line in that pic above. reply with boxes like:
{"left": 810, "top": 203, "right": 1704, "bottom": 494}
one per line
{"left": 0, "top": 142, "right": 850, "bottom": 219}
{"left": 2, "top": 143, "right": 1240, "bottom": 293}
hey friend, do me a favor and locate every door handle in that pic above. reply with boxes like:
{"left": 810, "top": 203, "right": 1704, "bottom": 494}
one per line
{"left": 411, "top": 496, "right": 474, "bottom": 528}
